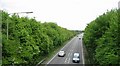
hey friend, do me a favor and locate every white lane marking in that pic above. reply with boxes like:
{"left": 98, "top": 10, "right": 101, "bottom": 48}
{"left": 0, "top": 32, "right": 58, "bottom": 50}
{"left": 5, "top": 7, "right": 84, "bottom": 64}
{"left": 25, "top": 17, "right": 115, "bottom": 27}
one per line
{"left": 81, "top": 36, "right": 85, "bottom": 64}
{"left": 70, "top": 53, "right": 72, "bottom": 56}
{"left": 67, "top": 58, "right": 71, "bottom": 63}
{"left": 68, "top": 53, "right": 70, "bottom": 56}
{"left": 47, "top": 37, "right": 75, "bottom": 64}
{"left": 65, "top": 58, "right": 68, "bottom": 63}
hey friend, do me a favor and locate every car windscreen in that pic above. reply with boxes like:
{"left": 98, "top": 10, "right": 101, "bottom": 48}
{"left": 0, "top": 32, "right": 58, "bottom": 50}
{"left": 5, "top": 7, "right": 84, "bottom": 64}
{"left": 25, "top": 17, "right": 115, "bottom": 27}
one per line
{"left": 74, "top": 55, "right": 79, "bottom": 58}
{"left": 59, "top": 51, "right": 64, "bottom": 54}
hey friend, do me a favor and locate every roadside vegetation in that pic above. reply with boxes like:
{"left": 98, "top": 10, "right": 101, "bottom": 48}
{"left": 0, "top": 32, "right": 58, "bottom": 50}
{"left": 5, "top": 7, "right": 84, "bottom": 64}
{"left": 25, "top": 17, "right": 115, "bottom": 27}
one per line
{"left": 1, "top": 11, "right": 77, "bottom": 65}
{"left": 83, "top": 9, "right": 120, "bottom": 65}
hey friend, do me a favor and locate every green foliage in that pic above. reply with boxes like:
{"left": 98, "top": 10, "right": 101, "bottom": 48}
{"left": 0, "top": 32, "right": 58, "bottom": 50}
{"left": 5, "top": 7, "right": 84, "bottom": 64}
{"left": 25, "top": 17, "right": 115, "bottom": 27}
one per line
{"left": 1, "top": 11, "right": 76, "bottom": 65}
{"left": 83, "top": 9, "right": 119, "bottom": 65}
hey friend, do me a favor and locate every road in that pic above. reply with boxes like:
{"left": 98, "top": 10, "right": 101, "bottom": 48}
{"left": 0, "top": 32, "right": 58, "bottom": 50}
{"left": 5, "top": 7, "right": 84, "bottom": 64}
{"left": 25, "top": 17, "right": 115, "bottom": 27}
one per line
{"left": 46, "top": 34, "right": 84, "bottom": 65}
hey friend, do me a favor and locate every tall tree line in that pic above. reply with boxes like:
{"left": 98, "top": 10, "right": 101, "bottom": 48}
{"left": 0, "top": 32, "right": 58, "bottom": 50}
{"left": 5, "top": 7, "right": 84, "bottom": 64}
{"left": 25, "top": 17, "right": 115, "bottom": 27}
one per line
{"left": 1, "top": 11, "right": 76, "bottom": 65}
{"left": 83, "top": 9, "right": 120, "bottom": 65}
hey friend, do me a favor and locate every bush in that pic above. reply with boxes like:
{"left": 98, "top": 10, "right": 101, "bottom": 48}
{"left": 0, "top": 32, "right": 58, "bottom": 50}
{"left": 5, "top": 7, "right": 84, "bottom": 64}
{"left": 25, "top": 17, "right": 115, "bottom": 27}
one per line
{"left": 83, "top": 9, "right": 119, "bottom": 65}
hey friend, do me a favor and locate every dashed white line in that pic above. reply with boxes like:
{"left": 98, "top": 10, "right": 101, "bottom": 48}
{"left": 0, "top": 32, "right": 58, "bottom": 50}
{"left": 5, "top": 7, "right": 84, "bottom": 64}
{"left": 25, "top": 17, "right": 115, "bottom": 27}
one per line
{"left": 65, "top": 58, "right": 68, "bottom": 63}
{"left": 70, "top": 53, "right": 72, "bottom": 56}
{"left": 67, "top": 58, "right": 71, "bottom": 63}
{"left": 68, "top": 53, "right": 70, "bottom": 56}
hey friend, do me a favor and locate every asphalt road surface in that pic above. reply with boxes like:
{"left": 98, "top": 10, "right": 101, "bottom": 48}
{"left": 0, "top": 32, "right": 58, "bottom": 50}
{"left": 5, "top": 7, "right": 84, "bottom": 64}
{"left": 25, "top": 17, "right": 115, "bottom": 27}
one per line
{"left": 46, "top": 34, "right": 84, "bottom": 65}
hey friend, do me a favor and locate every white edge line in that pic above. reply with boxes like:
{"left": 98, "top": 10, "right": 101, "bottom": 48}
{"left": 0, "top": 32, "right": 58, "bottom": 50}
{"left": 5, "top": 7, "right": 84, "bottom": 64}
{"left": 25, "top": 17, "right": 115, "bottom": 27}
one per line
{"left": 81, "top": 36, "right": 85, "bottom": 64}
{"left": 47, "top": 37, "right": 75, "bottom": 64}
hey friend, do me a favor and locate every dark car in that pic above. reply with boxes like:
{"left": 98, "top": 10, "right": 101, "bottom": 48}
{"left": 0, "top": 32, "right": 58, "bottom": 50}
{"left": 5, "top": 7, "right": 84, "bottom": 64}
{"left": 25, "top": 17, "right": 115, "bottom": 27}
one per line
{"left": 72, "top": 53, "right": 80, "bottom": 63}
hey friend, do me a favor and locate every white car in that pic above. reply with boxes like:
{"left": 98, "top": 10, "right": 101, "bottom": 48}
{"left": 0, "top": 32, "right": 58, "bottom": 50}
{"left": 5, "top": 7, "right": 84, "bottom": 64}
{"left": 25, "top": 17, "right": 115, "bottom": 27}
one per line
{"left": 72, "top": 53, "right": 80, "bottom": 63}
{"left": 58, "top": 51, "right": 65, "bottom": 57}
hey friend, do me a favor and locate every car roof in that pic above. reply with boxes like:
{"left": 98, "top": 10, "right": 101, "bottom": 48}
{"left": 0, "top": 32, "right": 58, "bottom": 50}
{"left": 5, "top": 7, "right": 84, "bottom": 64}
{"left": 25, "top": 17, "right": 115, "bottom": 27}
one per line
{"left": 59, "top": 51, "right": 64, "bottom": 52}
{"left": 74, "top": 53, "right": 79, "bottom": 55}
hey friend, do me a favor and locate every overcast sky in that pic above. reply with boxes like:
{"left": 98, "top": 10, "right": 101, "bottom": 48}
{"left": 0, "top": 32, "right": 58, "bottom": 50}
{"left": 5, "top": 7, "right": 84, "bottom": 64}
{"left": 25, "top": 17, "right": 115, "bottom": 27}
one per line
{"left": 0, "top": 0, "right": 119, "bottom": 30}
